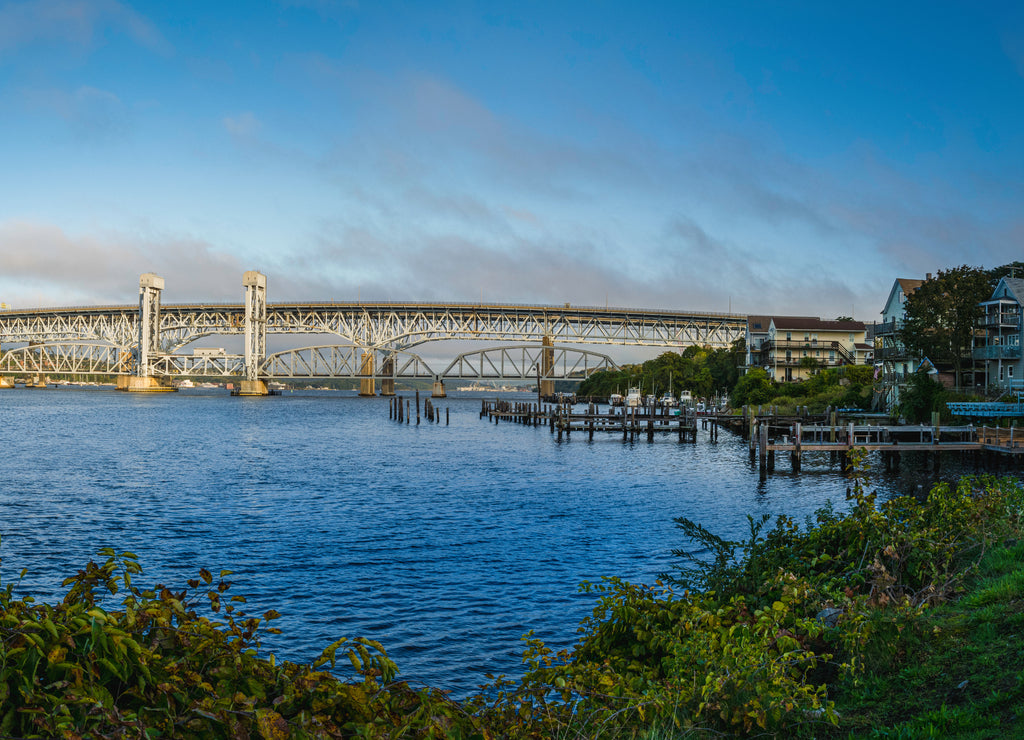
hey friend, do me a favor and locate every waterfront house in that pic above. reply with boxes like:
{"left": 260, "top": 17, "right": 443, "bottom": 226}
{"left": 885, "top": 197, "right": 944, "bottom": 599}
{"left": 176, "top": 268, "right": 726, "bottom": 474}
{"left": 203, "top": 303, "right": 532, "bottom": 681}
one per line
{"left": 975, "top": 276, "right": 1024, "bottom": 391}
{"left": 874, "top": 277, "right": 925, "bottom": 409}
{"left": 744, "top": 315, "right": 817, "bottom": 374}
{"left": 759, "top": 317, "right": 868, "bottom": 382}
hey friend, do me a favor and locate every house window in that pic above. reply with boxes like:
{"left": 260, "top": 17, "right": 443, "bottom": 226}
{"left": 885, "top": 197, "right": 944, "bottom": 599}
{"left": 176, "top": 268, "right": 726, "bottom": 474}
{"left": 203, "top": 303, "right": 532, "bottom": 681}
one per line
{"left": 1011, "top": 367, "right": 1015, "bottom": 379}
{"left": 786, "top": 332, "right": 792, "bottom": 341}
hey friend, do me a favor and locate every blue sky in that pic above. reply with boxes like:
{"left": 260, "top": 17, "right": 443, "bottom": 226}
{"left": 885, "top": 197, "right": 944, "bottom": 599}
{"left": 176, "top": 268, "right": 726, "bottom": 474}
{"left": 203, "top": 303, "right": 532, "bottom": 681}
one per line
{"left": 1, "top": 0, "right": 1022, "bottom": 321}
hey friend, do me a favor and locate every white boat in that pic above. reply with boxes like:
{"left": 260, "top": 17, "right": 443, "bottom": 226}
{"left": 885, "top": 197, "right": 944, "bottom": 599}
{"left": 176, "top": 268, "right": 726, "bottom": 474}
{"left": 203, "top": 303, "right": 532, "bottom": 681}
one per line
{"left": 625, "top": 387, "right": 642, "bottom": 408}
{"left": 679, "top": 390, "right": 693, "bottom": 406}
{"left": 659, "top": 392, "right": 677, "bottom": 407}
{"left": 609, "top": 392, "right": 624, "bottom": 407}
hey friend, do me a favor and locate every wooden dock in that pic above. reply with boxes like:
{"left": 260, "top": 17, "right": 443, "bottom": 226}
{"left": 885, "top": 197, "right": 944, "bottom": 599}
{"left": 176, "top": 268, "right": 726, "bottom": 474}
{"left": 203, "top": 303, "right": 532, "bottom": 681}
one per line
{"left": 752, "top": 416, "right": 1024, "bottom": 475}
{"left": 480, "top": 399, "right": 703, "bottom": 442}
{"left": 479, "top": 399, "right": 1024, "bottom": 476}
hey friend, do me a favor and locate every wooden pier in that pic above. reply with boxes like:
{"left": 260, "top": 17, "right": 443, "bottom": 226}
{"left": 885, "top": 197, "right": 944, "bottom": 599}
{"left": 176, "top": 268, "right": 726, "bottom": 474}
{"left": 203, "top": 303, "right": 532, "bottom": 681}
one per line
{"left": 478, "top": 399, "right": 1024, "bottom": 477}
{"left": 480, "top": 399, "right": 703, "bottom": 442}
{"left": 751, "top": 415, "right": 1024, "bottom": 476}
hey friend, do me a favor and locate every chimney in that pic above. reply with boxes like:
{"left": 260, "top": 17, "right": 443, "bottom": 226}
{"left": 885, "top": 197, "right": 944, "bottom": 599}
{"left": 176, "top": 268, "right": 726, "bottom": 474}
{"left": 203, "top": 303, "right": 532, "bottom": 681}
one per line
{"left": 926, "top": 273, "right": 932, "bottom": 280}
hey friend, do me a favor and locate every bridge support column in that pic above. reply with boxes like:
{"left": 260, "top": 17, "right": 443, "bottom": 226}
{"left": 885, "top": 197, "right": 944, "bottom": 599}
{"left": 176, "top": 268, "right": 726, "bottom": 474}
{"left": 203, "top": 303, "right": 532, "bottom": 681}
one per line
{"left": 540, "top": 335, "right": 555, "bottom": 400}
{"left": 241, "top": 271, "right": 269, "bottom": 397}
{"left": 0, "top": 376, "right": 13, "bottom": 388}
{"left": 431, "top": 376, "right": 447, "bottom": 398}
{"left": 380, "top": 356, "right": 395, "bottom": 396}
{"left": 122, "top": 273, "right": 175, "bottom": 392}
{"left": 359, "top": 352, "right": 376, "bottom": 396}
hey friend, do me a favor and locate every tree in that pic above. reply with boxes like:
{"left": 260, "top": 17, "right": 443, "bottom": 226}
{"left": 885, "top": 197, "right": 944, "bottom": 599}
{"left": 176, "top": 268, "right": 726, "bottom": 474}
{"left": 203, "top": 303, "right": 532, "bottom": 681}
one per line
{"left": 798, "top": 356, "right": 821, "bottom": 375}
{"left": 898, "top": 370, "right": 948, "bottom": 423}
{"left": 898, "top": 265, "right": 991, "bottom": 388}
{"left": 731, "top": 368, "right": 774, "bottom": 407}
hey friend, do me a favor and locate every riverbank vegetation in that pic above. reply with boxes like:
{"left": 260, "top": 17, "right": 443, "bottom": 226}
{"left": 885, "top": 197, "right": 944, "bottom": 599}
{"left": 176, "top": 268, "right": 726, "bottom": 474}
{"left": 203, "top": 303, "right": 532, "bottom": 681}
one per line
{"left": 577, "top": 343, "right": 744, "bottom": 401}
{"left": 2, "top": 467, "right": 1023, "bottom": 737}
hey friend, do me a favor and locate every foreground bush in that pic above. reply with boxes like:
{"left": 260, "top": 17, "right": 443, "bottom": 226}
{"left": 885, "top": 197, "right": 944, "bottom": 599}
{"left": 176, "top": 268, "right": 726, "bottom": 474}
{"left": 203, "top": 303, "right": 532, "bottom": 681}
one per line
{"left": 0, "top": 551, "right": 472, "bottom": 738}
{"left": 2, "top": 466, "right": 1023, "bottom": 737}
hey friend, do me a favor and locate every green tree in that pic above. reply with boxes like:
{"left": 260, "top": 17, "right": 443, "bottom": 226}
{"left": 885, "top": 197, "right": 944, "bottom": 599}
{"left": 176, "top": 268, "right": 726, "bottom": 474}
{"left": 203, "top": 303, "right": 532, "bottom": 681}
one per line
{"left": 731, "top": 368, "right": 774, "bottom": 407}
{"left": 898, "top": 370, "right": 948, "bottom": 422}
{"left": 798, "top": 356, "right": 821, "bottom": 375}
{"left": 899, "top": 265, "right": 990, "bottom": 388}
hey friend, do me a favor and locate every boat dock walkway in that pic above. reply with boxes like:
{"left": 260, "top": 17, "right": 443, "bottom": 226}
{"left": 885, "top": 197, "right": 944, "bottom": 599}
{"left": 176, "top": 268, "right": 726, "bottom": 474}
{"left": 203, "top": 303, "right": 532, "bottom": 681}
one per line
{"left": 753, "top": 417, "right": 1024, "bottom": 474}
{"left": 480, "top": 399, "right": 1024, "bottom": 476}
{"left": 481, "top": 399, "right": 702, "bottom": 442}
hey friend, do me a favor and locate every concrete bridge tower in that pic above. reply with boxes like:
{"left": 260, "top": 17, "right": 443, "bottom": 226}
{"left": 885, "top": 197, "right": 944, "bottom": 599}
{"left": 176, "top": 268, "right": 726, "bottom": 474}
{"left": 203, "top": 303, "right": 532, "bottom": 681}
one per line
{"left": 238, "top": 271, "right": 269, "bottom": 396}
{"left": 118, "top": 273, "right": 175, "bottom": 391}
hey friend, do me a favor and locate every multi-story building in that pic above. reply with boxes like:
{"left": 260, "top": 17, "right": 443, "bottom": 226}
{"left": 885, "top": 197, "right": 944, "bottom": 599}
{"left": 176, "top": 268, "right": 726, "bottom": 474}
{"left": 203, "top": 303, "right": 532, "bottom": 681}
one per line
{"left": 874, "top": 277, "right": 925, "bottom": 409}
{"left": 744, "top": 315, "right": 816, "bottom": 373}
{"left": 758, "top": 317, "right": 868, "bottom": 382}
{"left": 975, "top": 277, "right": 1024, "bottom": 391}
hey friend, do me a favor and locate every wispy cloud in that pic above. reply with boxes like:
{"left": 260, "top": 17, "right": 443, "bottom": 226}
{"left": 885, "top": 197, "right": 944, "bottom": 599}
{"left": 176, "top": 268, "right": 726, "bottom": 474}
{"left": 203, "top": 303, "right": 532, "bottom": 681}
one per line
{"left": 0, "top": 0, "right": 170, "bottom": 55}
{"left": 23, "top": 85, "right": 129, "bottom": 142}
{"left": 0, "top": 221, "right": 248, "bottom": 306}
{"left": 223, "top": 111, "right": 263, "bottom": 140}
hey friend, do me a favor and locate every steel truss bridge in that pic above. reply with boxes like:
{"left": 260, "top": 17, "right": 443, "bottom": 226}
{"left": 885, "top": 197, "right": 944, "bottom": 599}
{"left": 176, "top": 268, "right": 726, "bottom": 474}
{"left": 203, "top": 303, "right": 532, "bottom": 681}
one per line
{"left": 0, "top": 272, "right": 746, "bottom": 393}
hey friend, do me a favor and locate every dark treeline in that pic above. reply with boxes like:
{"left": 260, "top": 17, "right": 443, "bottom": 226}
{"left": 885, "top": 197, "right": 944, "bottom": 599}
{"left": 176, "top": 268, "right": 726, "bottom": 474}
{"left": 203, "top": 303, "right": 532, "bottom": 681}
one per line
{"left": 578, "top": 341, "right": 744, "bottom": 401}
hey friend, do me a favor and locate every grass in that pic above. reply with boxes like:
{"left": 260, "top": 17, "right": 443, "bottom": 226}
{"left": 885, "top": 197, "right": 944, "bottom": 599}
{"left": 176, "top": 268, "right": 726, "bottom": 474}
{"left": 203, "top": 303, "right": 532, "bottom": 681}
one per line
{"left": 828, "top": 539, "right": 1024, "bottom": 738}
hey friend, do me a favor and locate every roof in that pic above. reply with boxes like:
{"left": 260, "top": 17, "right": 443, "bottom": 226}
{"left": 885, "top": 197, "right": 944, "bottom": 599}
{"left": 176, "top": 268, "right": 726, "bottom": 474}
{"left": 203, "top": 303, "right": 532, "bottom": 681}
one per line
{"left": 770, "top": 317, "right": 866, "bottom": 332}
{"left": 881, "top": 277, "right": 926, "bottom": 317}
{"left": 990, "top": 277, "right": 1024, "bottom": 304}
{"left": 897, "top": 278, "right": 925, "bottom": 296}
{"left": 748, "top": 314, "right": 818, "bottom": 332}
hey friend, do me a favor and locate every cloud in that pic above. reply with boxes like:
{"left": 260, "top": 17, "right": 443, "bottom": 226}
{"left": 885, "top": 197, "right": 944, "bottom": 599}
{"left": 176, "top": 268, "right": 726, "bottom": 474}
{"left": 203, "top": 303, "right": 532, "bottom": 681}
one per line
{"left": 0, "top": 0, "right": 170, "bottom": 55}
{"left": 23, "top": 85, "right": 129, "bottom": 142}
{"left": 223, "top": 111, "right": 263, "bottom": 139}
{"left": 0, "top": 220, "right": 251, "bottom": 306}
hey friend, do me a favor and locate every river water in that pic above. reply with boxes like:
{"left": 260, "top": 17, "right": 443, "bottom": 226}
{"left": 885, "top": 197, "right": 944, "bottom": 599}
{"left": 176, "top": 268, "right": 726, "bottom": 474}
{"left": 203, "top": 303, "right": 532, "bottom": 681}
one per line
{"left": 0, "top": 387, "right": 980, "bottom": 694}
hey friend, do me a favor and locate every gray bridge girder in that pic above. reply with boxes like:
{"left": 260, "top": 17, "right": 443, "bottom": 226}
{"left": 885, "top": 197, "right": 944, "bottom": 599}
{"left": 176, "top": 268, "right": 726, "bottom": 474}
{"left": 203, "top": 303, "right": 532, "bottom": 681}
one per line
{"left": 0, "top": 342, "right": 619, "bottom": 382}
{"left": 438, "top": 345, "right": 617, "bottom": 380}
{"left": 0, "top": 302, "right": 746, "bottom": 350}
{"left": 0, "top": 342, "right": 132, "bottom": 375}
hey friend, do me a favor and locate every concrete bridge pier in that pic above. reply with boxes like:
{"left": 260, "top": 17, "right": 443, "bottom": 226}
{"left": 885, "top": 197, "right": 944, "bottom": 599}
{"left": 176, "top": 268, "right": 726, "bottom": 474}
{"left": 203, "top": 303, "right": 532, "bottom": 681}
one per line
{"left": 359, "top": 352, "right": 376, "bottom": 396}
{"left": 431, "top": 375, "right": 447, "bottom": 398}
{"left": 0, "top": 375, "right": 13, "bottom": 388}
{"left": 121, "top": 273, "right": 175, "bottom": 392}
{"left": 540, "top": 335, "right": 555, "bottom": 399}
{"left": 380, "top": 356, "right": 395, "bottom": 396}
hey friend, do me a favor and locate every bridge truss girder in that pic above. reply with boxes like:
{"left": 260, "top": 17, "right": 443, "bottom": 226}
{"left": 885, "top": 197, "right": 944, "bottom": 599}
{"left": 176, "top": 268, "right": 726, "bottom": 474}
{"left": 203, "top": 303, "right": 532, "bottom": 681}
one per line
{"left": 0, "top": 303, "right": 745, "bottom": 352}
{"left": 0, "top": 343, "right": 132, "bottom": 375}
{"left": 439, "top": 345, "right": 617, "bottom": 380}
{"left": 0, "top": 342, "right": 618, "bottom": 383}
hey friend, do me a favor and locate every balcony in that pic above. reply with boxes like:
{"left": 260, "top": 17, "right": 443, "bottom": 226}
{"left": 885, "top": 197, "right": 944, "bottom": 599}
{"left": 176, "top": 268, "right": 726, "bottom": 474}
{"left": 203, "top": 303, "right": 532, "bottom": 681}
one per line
{"left": 759, "top": 339, "right": 856, "bottom": 366}
{"left": 974, "top": 345, "right": 1022, "bottom": 360}
{"left": 873, "top": 320, "right": 902, "bottom": 337}
{"left": 763, "top": 356, "right": 847, "bottom": 369}
{"left": 874, "top": 345, "right": 915, "bottom": 362}
{"left": 979, "top": 313, "right": 1021, "bottom": 329}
